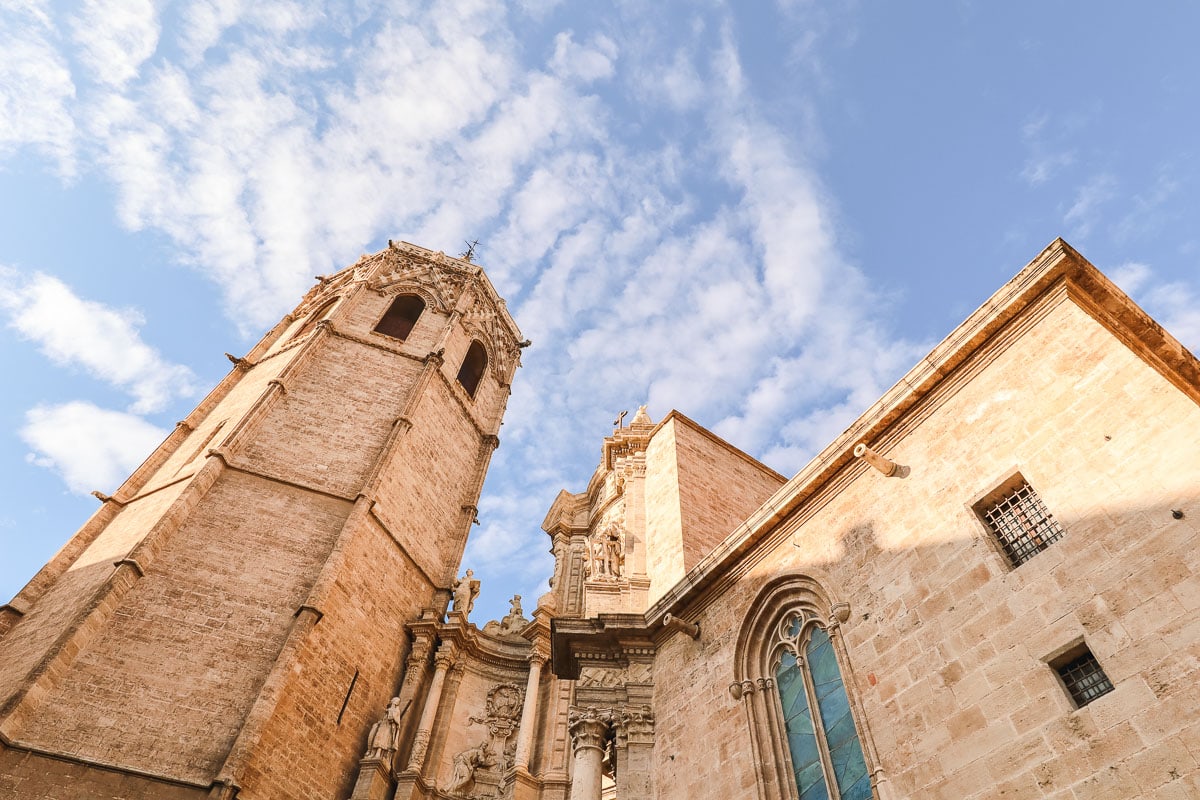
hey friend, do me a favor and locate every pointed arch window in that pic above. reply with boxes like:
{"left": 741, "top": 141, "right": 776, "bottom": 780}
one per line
{"left": 374, "top": 294, "right": 425, "bottom": 341}
{"left": 456, "top": 340, "right": 487, "bottom": 398}
{"left": 774, "top": 612, "right": 871, "bottom": 800}
{"left": 734, "top": 574, "right": 882, "bottom": 800}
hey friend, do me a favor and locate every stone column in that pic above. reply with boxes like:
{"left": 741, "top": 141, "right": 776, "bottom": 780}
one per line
{"left": 405, "top": 642, "right": 456, "bottom": 772}
{"left": 512, "top": 651, "right": 547, "bottom": 771}
{"left": 567, "top": 707, "right": 610, "bottom": 800}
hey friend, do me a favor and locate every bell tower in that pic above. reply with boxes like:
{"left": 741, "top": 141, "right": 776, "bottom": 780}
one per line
{"left": 0, "top": 242, "right": 524, "bottom": 800}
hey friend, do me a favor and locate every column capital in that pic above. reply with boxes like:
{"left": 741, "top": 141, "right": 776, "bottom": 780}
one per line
{"left": 614, "top": 704, "right": 655, "bottom": 748}
{"left": 567, "top": 707, "right": 613, "bottom": 756}
{"left": 433, "top": 642, "right": 458, "bottom": 670}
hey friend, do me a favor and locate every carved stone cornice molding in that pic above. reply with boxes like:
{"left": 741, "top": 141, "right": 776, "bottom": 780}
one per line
{"left": 550, "top": 613, "right": 656, "bottom": 680}
{"left": 567, "top": 707, "right": 614, "bottom": 756}
{"left": 367, "top": 242, "right": 474, "bottom": 313}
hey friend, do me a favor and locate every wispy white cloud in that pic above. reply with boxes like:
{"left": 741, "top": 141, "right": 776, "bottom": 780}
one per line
{"left": 1063, "top": 173, "right": 1117, "bottom": 240}
{"left": 0, "top": 1, "right": 928, "bottom": 621}
{"left": 69, "top": 0, "right": 161, "bottom": 88}
{"left": 1021, "top": 151, "right": 1075, "bottom": 186}
{"left": 21, "top": 402, "right": 169, "bottom": 495}
{"left": 1114, "top": 171, "right": 1178, "bottom": 243}
{"left": 0, "top": 1, "right": 76, "bottom": 174}
{"left": 549, "top": 31, "right": 618, "bottom": 82}
{"left": 1018, "top": 112, "right": 1075, "bottom": 187}
{"left": 0, "top": 270, "right": 198, "bottom": 413}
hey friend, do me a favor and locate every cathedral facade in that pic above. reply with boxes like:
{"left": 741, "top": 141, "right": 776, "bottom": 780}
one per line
{"left": 1, "top": 239, "right": 1197, "bottom": 799}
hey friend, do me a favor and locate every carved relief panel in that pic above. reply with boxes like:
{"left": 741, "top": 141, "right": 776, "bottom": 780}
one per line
{"left": 441, "top": 683, "right": 525, "bottom": 800}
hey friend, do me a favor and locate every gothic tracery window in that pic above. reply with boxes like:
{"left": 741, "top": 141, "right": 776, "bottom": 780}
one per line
{"left": 773, "top": 612, "right": 871, "bottom": 800}
{"left": 734, "top": 574, "right": 880, "bottom": 800}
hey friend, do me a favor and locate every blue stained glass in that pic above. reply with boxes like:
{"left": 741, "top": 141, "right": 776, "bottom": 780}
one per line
{"left": 806, "top": 628, "right": 871, "bottom": 800}
{"left": 777, "top": 650, "right": 830, "bottom": 800}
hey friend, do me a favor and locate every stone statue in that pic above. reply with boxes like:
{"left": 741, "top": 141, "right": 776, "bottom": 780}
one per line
{"left": 588, "top": 536, "right": 605, "bottom": 578}
{"left": 497, "top": 595, "right": 527, "bottom": 636}
{"left": 452, "top": 569, "right": 480, "bottom": 616}
{"left": 602, "top": 525, "right": 624, "bottom": 578}
{"left": 444, "top": 740, "right": 496, "bottom": 797}
{"left": 363, "top": 696, "right": 408, "bottom": 759}
{"left": 588, "top": 524, "right": 625, "bottom": 581}
{"left": 549, "top": 540, "right": 566, "bottom": 588}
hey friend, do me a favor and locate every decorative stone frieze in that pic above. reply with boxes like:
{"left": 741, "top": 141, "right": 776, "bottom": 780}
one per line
{"left": 368, "top": 243, "right": 474, "bottom": 312}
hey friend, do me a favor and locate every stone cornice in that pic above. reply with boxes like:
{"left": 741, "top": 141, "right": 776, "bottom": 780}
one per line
{"left": 410, "top": 612, "right": 534, "bottom": 673}
{"left": 550, "top": 614, "right": 656, "bottom": 680}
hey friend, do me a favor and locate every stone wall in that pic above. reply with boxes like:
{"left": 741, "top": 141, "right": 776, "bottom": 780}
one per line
{"left": 651, "top": 285, "right": 1200, "bottom": 798}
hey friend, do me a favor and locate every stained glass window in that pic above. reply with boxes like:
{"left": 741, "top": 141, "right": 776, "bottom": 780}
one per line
{"left": 774, "top": 613, "right": 871, "bottom": 800}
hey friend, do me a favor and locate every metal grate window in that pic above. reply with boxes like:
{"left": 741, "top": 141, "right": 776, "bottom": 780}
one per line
{"left": 980, "top": 481, "right": 1065, "bottom": 567}
{"left": 1055, "top": 650, "right": 1114, "bottom": 707}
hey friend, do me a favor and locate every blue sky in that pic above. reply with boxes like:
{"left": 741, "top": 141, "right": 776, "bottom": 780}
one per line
{"left": 2, "top": 1, "right": 1198, "bottom": 625}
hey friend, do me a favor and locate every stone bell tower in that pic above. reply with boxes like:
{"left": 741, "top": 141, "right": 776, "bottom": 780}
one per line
{"left": 0, "top": 242, "right": 524, "bottom": 800}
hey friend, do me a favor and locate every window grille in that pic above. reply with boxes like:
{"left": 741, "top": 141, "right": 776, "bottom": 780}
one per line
{"left": 979, "top": 480, "right": 1065, "bottom": 567}
{"left": 1054, "top": 649, "right": 1114, "bottom": 707}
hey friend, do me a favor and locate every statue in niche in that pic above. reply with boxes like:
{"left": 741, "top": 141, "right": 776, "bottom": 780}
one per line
{"left": 444, "top": 740, "right": 497, "bottom": 797}
{"left": 588, "top": 523, "right": 625, "bottom": 581}
{"left": 363, "top": 696, "right": 409, "bottom": 759}
{"left": 452, "top": 569, "right": 480, "bottom": 616}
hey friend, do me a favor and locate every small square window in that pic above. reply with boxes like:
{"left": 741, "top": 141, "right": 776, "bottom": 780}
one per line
{"left": 1053, "top": 647, "right": 1114, "bottom": 708}
{"left": 975, "top": 478, "right": 1065, "bottom": 568}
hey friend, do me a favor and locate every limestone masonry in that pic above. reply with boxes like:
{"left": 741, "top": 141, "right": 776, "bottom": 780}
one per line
{"left": 1, "top": 239, "right": 1197, "bottom": 799}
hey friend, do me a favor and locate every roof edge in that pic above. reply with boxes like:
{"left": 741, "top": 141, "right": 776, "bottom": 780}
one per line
{"left": 649, "top": 410, "right": 787, "bottom": 483}
{"left": 642, "top": 237, "right": 1200, "bottom": 624}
